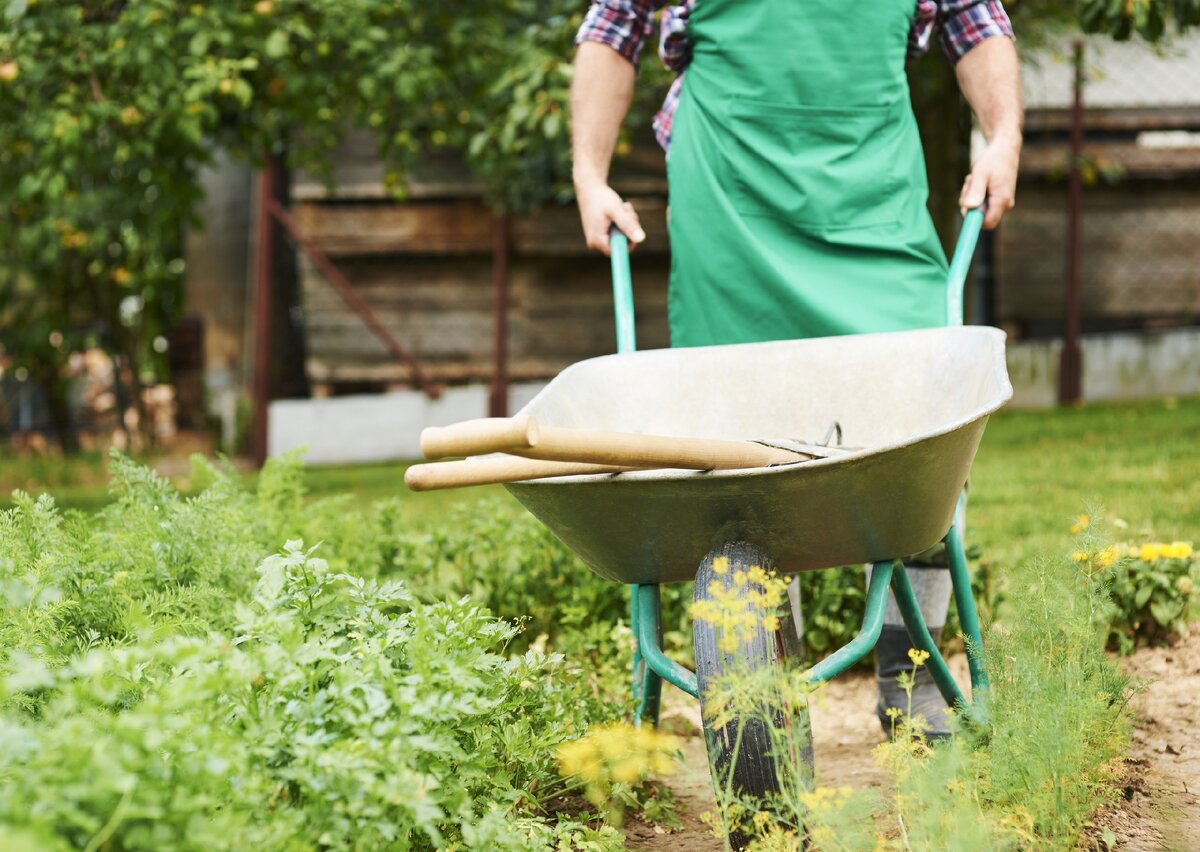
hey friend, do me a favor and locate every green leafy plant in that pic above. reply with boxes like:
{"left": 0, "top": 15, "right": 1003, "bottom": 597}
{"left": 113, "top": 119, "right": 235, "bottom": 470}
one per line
{"left": 1069, "top": 526, "right": 1197, "bottom": 652}
{"left": 0, "top": 453, "right": 672, "bottom": 849}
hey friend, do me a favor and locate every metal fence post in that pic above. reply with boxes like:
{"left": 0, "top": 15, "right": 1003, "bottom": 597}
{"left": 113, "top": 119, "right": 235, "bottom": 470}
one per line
{"left": 252, "top": 155, "right": 280, "bottom": 468}
{"left": 1059, "top": 39, "right": 1085, "bottom": 405}
{"left": 489, "top": 213, "right": 512, "bottom": 418}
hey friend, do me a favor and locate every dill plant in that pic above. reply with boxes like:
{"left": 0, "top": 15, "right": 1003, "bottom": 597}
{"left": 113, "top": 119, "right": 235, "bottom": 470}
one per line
{"left": 691, "top": 550, "right": 1132, "bottom": 850}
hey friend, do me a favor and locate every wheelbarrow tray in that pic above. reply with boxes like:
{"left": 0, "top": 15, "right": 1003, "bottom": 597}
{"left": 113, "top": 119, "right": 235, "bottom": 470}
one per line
{"left": 504, "top": 326, "right": 1012, "bottom": 585}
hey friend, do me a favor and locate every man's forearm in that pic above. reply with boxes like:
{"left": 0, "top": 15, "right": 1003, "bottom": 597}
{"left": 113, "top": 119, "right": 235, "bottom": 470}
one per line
{"left": 571, "top": 41, "right": 645, "bottom": 253}
{"left": 955, "top": 36, "right": 1023, "bottom": 146}
{"left": 955, "top": 36, "right": 1023, "bottom": 227}
{"left": 571, "top": 41, "right": 636, "bottom": 188}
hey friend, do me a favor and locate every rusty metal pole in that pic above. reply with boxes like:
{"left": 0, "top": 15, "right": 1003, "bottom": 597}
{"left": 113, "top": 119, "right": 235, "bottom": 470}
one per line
{"left": 252, "top": 156, "right": 280, "bottom": 467}
{"left": 488, "top": 213, "right": 512, "bottom": 418}
{"left": 1059, "top": 39, "right": 1085, "bottom": 405}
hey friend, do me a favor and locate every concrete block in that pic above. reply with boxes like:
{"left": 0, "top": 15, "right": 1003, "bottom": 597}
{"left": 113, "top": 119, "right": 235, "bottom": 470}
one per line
{"left": 1005, "top": 327, "right": 1200, "bottom": 409}
{"left": 267, "top": 381, "right": 548, "bottom": 465}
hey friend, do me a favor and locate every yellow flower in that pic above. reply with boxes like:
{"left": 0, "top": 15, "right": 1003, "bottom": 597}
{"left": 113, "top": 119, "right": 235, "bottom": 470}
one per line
{"left": 907, "top": 648, "right": 931, "bottom": 667}
{"left": 1139, "top": 543, "right": 1162, "bottom": 563}
{"left": 610, "top": 758, "right": 642, "bottom": 784}
{"left": 1095, "top": 547, "right": 1117, "bottom": 569}
{"left": 799, "top": 785, "right": 853, "bottom": 813}
{"left": 712, "top": 555, "right": 729, "bottom": 576}
{"left": 1071, "top": 551, "right": 1089, "bottom": 563}
{"left": 1070, "top": 514, "right": 1090, "bottom": 534}
{"left": 692, "top": 564, "right": 789, "bottom": 652}
{"left": 556, "top": 722, "right": 680, "bottom": 807}
{"left": 1163, "top": 541, "right": 1194, "bottom": 560}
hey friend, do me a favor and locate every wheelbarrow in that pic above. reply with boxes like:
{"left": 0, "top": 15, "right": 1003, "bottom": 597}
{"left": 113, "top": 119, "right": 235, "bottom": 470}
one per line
{"left": 414, "top": 207, "right": 1011, "bottom": 837}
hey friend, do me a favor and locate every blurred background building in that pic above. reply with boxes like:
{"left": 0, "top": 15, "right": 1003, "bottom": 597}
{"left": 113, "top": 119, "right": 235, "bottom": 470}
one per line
{"left": 5, "top": 33, "right": 1199, "bottom": 460}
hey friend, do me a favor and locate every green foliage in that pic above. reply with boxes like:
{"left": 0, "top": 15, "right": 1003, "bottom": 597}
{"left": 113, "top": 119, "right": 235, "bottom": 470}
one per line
{"left": 385, "top": 498, "right": 693, "bottom": 674}
{"left": 796, "top": 567, "right": 868, "bottom": 660}
{"left": 973, "top": 555, "right": 1132, "bottom": 845}
{"left": 1073, "top": 537, "right": 1198, "bottom": 653}
{"left": 1077, "top": 0, "right": 1200, "bottom": 40}
{"left": 1003, "top": 0, "right": 1200, "bottom": 45}
{"left": 0, "top": 453, "right": 647, "bottom": 849}
{"left": 0, "top": 0, "right": 661, "bottom": 436}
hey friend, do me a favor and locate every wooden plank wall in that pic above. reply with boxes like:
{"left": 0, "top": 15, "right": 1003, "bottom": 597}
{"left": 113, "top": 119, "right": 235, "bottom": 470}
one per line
{"left": 994, "top": 181, "right": 1200, "bottom": 325}
{"left": 294, "top": 197, "right": 671, "bottom": 389}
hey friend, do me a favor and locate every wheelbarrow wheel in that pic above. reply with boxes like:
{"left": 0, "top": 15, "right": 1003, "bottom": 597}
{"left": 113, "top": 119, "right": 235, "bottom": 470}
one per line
{"left": 693, "top": 541, "right": 812, "bottom": 848}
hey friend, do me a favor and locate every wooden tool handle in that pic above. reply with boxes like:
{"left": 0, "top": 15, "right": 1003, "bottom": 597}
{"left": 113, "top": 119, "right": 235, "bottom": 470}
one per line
{"left": 405, "top": 456, "right": 634, "bottom": 491}
{"left": 421, "top": 415, "right": 539, "bottom": 459}
{"left": 421, "top": 415, "right": 809, "bottom": 470}
{"left": 513, "top": 423, "right": 805, "bottom": 470}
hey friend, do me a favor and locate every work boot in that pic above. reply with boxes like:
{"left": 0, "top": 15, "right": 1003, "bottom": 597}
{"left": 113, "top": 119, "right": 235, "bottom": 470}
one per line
{"left": 875, "top": 624, "right": 953, "bottom": 740}
{"left": 866, "top": 557, "right": 955, "bottom": 740}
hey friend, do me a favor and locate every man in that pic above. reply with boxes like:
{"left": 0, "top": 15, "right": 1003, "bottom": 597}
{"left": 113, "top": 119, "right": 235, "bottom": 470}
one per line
{"left": 570, "top": 0, "right": 1022, "bottom": 737}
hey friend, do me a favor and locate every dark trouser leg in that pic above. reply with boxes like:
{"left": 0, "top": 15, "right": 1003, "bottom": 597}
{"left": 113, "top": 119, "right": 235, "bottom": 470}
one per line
{"left": 868, "top": 547, "right": 954, "bottom": 738}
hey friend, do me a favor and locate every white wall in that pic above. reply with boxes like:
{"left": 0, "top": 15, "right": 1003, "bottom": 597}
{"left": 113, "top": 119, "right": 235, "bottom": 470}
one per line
{"left": 1008, "top": 327, "right": 1200, "bottom": 407}
{"left": 268, "top": 382, "right": 547, "bottom": 464}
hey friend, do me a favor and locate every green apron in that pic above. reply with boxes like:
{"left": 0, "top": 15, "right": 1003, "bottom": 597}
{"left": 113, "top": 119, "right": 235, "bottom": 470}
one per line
{"left": 667, "top": 0, "right": 949, "bottom": 346}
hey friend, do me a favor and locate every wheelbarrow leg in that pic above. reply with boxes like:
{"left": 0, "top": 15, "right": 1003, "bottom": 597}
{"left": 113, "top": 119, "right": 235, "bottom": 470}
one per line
{"left": 631, "top": 583, "right": 664, "bottom": 726}
{"left": 889, "top": 565, "right": 967, "bottom": 711}
{"left": 946, "top": 497, "right": 989, "bottom": 696}
{"left": 805, "top": 560, "right": 894, "bottom": 684}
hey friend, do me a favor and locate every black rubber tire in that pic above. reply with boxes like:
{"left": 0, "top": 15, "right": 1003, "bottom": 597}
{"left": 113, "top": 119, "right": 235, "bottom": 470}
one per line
{"left": 693, "top": 542, "right": 812, "bottom": 848}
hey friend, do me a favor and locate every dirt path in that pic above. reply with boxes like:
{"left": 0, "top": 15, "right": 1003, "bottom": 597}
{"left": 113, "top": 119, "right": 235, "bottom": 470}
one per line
{"left": 625, "top": 640, "right": 1200, "bottom": 851}
{"left": 1092, "top": 624, "right": 1200, "bottom": 851}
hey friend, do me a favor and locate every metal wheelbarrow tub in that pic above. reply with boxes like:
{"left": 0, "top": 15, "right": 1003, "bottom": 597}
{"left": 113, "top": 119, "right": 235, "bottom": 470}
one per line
{"left": 505, "top": 326, "right": 1012, "bottom": 585}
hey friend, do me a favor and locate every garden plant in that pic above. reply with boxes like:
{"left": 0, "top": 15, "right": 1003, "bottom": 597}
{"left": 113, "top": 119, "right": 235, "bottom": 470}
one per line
{"left": 2, "top": 414, "right": 1195, "bottom": 848}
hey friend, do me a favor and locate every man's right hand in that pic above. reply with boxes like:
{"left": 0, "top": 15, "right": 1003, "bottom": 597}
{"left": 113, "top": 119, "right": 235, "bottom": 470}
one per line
{"left": 576, "top": 181, "right": 646, "bottom": 257}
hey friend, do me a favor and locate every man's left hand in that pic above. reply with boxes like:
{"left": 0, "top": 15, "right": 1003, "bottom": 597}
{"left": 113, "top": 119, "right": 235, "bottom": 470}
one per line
{"left": 961, "top": 133, "right": 1021, "bottom": 230}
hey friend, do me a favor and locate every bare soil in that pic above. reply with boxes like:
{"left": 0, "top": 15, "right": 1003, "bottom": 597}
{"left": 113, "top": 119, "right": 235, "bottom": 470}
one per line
{"left": 1088, "top": 624, "right": 1200, "bottom": 852}
{"left": 626, "top": 638, "right": 1200, "bottom": 851}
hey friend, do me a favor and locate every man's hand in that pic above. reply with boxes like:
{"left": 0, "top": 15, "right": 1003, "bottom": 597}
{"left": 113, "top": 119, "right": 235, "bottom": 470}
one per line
{"left": 955, "top": 36, "right": 1023, "bottom": 230}
{"left": 961, "top": 133, "right": 1021, "bottom": 230}
{"left": 576, "top": 181, "right": 646, "bottom": 256}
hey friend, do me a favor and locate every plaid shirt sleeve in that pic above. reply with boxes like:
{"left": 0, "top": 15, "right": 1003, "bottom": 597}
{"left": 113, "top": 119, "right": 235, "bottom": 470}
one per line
{"left": 576, "top": 0, "right": 664, "bottom": 68}
{"left": 937, "top": 0, "right": 1014, "bottom": 63}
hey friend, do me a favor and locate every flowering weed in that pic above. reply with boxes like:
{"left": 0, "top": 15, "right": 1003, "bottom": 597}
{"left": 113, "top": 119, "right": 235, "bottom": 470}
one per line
{"left": 556, "top": 722, "right": 681, "bottom": 824}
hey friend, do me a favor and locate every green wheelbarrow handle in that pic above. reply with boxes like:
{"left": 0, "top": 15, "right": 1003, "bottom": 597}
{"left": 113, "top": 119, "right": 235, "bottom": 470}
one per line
{"left": 609, "top": 226, "right": 636, "bottom": 355}
{"left": 946, "top": 203, "right": 986, "bottom": 327}
{"left": 609, "top": 202, "right": 987, "bottom": 337}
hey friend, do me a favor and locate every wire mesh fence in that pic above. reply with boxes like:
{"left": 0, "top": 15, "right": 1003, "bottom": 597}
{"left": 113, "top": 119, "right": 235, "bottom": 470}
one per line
{"left": 993, "top": 33, "right": 1200, "bottom": 336}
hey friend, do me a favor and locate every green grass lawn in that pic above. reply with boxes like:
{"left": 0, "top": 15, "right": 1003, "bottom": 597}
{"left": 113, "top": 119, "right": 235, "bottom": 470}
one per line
{"left": 969, "top": 396, "right": 1200, "bottom": 573}
{"left": 4, "top": 396, "right": 1199, "bottom": 569}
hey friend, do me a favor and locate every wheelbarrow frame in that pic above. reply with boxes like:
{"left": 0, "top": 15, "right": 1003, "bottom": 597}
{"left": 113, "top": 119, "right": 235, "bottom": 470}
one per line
{"left": 610, "top": 207, "right": 992, "bottom": 725}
